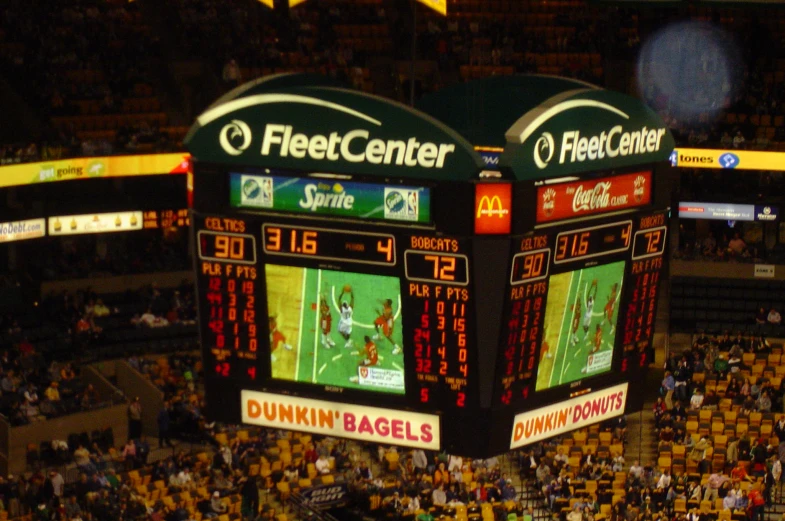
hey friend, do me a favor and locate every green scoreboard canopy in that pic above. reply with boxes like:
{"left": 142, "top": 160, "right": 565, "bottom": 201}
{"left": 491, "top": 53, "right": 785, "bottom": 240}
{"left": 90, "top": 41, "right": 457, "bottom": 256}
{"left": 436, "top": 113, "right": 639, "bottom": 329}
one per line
{"left": 184, "top": 74, "right": 485, "bottom": 181}
{"left": 186, "top": 73, "right": 674, "bottom": 182}
{"left": 416, "top": 75, "right": 675, "bottom": 180}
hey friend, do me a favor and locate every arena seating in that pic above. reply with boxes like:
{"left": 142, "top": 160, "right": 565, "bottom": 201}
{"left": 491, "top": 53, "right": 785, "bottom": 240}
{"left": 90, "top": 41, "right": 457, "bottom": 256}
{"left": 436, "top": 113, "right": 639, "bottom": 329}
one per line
{"left": 670, "top": 277, "right": 785, "bottom": 334}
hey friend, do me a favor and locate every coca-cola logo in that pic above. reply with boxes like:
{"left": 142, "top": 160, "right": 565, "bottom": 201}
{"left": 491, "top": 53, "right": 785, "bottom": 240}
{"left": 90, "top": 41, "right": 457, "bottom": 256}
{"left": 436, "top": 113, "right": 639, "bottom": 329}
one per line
{"left": 633, "top": 175, "right": 646, "bottom": 203}
{"left": 541, "top": 188, "right": 556, "bottom": 217}
{"left": 572, "top": 182, "right": 612, "bottom": 212}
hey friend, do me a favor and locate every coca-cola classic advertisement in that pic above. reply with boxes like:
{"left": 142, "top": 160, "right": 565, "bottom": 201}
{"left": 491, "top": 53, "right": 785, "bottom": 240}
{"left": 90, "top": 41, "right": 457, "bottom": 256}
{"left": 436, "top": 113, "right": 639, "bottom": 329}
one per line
{"left": 536, "top": 171, "right": 651, "bottom": 224}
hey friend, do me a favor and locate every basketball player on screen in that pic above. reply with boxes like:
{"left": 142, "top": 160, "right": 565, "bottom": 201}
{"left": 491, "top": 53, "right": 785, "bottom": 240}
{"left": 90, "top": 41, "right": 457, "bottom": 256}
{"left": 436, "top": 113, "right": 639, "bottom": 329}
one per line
{"left": 582, "top": 280, "right": 599, "bottom": 343}
{"left": 338, "top": 285, "right": 354, "bottom": 349}
{"left": 603, "top": 282, "right": 619, "bottom": 334}
{"left": 349, "top": 336, "right": 378, "bottom": 383}
{"left": 581, "top": 323, "right": 604, "bottom": 374}
{"left": 373, "top": 298, "right": 402, "bottom": 355}
{"left": 319, "top": 295, "right": 335, "bottom": 349}
{"left": 570, "top": 299, "right": 582, "bottom": 346}
{"left": 268, "top": 316, "right": 292, "bottom": 362}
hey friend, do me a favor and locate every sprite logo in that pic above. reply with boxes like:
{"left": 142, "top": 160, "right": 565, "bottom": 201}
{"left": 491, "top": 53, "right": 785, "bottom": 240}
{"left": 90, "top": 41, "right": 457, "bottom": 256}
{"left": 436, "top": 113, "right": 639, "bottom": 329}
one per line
{"left": 385, "top": 191, "right": 405, "bottom": 214}
{"left": 243, "top": 179, "right": 261, "bottom": 199}
{"left": 299, "top": 182, "right": 355, "bottom": 211}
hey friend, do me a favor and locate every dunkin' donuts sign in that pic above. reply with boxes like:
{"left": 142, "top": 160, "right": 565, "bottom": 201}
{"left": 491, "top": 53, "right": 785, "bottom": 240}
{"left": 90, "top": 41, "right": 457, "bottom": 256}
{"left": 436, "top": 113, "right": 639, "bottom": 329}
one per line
{"left": 536, "top": 171, "right": 651, "bottom": 224}
{"left": 510, "top": 383, "right": 628, "bottom": 449}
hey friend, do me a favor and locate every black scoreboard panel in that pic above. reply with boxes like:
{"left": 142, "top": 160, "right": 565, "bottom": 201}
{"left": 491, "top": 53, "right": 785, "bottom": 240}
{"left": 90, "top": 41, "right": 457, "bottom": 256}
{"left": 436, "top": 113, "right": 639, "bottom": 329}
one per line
{"left": 192, "top": 163, "right": 671, "bottom": 456}
{"left": 494, "top": 210, "right": 667, "bottom": 413}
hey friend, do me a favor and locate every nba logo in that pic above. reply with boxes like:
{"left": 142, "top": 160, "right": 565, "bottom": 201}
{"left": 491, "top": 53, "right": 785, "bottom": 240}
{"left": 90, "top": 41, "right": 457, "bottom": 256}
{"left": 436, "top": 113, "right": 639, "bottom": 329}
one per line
{"left": 407, "top": 192, "right": 417, "bottom": 215}
{"left": 384, "top": 188, "right": 419, "bottom": 221}
{"left": 262, "top": 178, "right": 273, "bottom": 203}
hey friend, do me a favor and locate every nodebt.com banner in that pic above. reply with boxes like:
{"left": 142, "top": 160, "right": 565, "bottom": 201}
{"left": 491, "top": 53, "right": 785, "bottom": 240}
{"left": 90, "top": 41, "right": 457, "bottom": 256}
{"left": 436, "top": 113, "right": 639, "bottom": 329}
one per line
{"left": 229, "top": 173, "right": 431, "bottom": 223}
{"left": 0, "top": 218, "right": 46, "bottom": 243}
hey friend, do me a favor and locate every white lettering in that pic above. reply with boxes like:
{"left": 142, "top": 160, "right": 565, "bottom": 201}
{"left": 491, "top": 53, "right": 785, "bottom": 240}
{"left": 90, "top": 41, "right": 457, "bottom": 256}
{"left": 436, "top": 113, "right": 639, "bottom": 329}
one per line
{"left": 555, "top": 125, "right": 665, "bottom": 165}
{"left": 257, "top": 124, "right": 455, "bottom": 168}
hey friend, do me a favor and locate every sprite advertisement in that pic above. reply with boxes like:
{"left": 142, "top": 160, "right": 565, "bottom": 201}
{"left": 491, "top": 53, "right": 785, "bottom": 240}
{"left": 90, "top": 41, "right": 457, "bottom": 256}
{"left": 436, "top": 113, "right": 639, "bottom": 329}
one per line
{"left": 229, "top": 173, "right": 431, "bottom": 223}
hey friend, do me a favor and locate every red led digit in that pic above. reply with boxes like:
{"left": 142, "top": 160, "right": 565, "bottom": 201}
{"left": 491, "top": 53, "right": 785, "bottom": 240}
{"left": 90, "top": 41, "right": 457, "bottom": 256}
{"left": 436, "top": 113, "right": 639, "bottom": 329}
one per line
{"left": 456, "top": 393, "right": 465, "bottom": 407}
{"left": 420, "top": 388, "right": 429, "bottom": 403}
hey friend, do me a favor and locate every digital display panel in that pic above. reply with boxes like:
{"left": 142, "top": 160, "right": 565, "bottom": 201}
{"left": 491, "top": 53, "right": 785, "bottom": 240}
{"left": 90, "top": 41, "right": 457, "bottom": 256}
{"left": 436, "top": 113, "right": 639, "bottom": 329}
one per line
{"left": 496, "top": 211, "right": 667, "bottom": 409}
{"left": 265, "top": 264, "right": 405, "bottom": 395}
{"left": 535, "top": 261, "right": 625, "bottom": 390}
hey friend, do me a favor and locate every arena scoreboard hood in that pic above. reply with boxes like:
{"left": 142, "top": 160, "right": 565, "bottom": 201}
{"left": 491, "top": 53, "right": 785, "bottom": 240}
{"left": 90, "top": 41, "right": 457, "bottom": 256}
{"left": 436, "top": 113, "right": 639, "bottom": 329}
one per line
{"left": 187, "top": 73, "right": 675, "bottom": 457}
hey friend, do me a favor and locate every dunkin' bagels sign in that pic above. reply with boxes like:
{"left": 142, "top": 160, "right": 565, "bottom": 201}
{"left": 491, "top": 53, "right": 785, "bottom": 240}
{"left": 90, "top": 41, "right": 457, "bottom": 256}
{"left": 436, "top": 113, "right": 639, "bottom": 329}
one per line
{"left": 509, "top": 383, "right": 628, "bottom": 449}
{"left": 536, "top": 172, "right": 651, "bottom": 224}
{"left": 241, "top": 390, "right": 440, "bottom": 450}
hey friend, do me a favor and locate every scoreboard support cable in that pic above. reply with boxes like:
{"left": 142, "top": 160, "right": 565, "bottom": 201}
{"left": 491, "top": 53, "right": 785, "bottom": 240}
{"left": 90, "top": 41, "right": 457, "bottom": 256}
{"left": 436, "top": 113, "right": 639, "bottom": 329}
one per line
{"left": 186, "top": 73, "right": 676, "bottom": 457}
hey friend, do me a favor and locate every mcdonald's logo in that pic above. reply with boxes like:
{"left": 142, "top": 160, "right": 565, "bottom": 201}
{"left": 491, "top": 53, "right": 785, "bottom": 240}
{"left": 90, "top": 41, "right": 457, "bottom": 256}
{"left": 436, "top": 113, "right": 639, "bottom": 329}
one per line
{"left": 475, "top": 184, "right": 511, "bottom": 235}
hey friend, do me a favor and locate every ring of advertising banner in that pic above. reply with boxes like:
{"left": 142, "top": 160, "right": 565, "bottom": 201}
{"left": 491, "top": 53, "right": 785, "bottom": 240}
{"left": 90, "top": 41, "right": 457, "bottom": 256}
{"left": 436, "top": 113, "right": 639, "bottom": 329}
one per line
{"left": 188, "top": 73, "right": 674, "bottom": 457}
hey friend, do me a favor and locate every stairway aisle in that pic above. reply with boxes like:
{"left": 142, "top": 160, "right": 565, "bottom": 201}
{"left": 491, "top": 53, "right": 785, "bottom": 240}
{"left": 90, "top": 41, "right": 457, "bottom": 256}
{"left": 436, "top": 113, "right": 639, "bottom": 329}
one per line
{"left": 625, "top": 405, "right": 659, "bottom": 469}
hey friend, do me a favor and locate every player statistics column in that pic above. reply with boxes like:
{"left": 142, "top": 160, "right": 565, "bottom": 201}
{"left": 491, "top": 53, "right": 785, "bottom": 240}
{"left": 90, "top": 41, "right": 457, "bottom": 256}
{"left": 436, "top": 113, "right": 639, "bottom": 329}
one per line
{"left": 498, "top": 233, "right": 550, "bottom": 406}
{"left": 195, "top": 215, "right": 261, "bottom": 382}
{"left": 404, "top": 235, "right": 475, "bottom": 410}
{"left": 621, "top": 211, "right": 667, "bottom": 370}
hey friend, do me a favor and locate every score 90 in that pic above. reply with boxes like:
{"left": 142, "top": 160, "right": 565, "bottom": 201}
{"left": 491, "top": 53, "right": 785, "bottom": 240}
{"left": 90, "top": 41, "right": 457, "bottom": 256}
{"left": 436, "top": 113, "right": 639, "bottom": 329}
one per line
{"left": 198, "top": 231, "right": 257, "bottom": 264}
{"left": 510, "top": 249, "right": 550, "bottom": 285}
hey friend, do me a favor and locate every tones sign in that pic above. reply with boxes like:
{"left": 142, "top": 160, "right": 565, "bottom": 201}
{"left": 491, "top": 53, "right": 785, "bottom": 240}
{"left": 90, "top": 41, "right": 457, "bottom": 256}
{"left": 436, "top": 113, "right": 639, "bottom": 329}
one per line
{"left": 241, "top": 390, "right": 440, "bottom": 450}
{"left": 536, "top": 171, "right": 651, "bottom": 224}
{"left": 510, "top": 382, "right": 628, "bottom": 449}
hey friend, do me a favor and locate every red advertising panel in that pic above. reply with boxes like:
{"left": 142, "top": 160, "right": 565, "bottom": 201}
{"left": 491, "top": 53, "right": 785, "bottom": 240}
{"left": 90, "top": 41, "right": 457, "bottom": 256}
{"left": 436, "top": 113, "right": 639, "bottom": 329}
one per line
{"left": 475, "top": 183, "right": 512, "bottom": 234}
{"left": 536, "top": 171, "right": 652, "bottom": 224}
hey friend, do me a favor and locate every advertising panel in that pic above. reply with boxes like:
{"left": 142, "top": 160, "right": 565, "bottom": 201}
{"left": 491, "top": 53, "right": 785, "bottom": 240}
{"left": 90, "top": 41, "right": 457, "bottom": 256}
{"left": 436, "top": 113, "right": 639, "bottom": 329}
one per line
{"left": 0, "top": 153, "right": 189, "bottom": 190}
{"left": 474, "top": 183, "right": 512, "bottom": 234}
{"left": 536, "top": 172, "right": 652, "bottom": 224}
{"left": 299, "top": 483, "right": 350, "bottom": 508}
{"left": 510, "top": 382, "right": 628, "bottom": 449}
{"left": 754, "top": 265, "right": 775, "bottom": 278}
{"left": 48, "top": 211, "right": 143, "bottom": 236}
{"left": 672, "top": 148, "right": 785, "bottom": 171}
{"left": 678, "top": 202, "right": 756, "bottom": 221}
{"left": 417, "top": 0, "right": 447, "bottom": 15}
{"left": 230, "top": 173, "right": 431, "bottom": 223}
{"left": 0, "top": 218, "right": 46, "bottom": 243}
{"left": 241, "top": 390, "right": 440, "bottom": 450}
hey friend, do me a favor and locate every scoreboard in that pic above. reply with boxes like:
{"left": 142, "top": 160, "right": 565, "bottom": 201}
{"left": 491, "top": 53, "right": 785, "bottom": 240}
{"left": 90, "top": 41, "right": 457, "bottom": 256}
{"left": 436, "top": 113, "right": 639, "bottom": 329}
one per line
{"left": 186, "top": 74, "right": 675, "bottom": 456}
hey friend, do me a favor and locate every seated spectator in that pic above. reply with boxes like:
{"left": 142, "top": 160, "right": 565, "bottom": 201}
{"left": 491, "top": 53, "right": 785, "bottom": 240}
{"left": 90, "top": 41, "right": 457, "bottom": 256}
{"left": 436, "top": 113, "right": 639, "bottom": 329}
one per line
{"left": 74, "top": 444, "right": 97, "bottom": 474}
{"left": 122, "top": 440, "right": 137, "bottom": 469}
{"left": 80, "top": 384, "right": 98, "bottom": 409}
{"left": 23, "top": 383, "right": 39, "bottom": 404}
{"left": 757, "top": 391, "right": 772, "bottom": 412}
{"left": 728, "top": 232, "right": 747, "bottom": 255}
{"left": 210, "top": 491, "right": 227, "bottom": 516}
{"left": 690, "top": 389, "right": 704, "bottom": 410}
{"left": 315, "top": 453, "right": 331, "bottom": 475}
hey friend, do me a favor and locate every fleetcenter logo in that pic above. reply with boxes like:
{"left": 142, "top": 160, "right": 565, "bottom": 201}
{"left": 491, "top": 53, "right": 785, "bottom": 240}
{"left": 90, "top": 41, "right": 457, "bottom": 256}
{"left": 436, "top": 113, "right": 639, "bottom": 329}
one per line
{"left": 508, "top": 100, "right": 668, "bottom": 169}
{"left": 533, "top": 132, "right": 555, "bottom": 169}
{"left": 219, "top": 119, "right": 252, "bottom": 156}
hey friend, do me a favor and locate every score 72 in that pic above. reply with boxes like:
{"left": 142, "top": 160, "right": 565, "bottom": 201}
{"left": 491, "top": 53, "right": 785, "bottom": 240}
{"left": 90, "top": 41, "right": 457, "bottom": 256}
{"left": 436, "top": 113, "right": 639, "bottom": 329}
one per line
{"left": 404, "top": 250, "right": 470, "bottom": 286}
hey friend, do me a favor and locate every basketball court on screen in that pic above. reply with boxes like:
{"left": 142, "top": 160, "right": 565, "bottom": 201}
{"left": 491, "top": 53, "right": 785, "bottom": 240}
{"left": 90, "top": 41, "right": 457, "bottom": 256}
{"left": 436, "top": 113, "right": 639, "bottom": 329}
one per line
{"left": 535, "top": 260, "right": 626, "bottom": 391}
{"left": 265, "top": 265, "right": 405, "bottom": 395}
